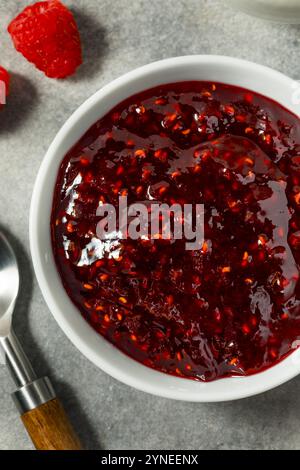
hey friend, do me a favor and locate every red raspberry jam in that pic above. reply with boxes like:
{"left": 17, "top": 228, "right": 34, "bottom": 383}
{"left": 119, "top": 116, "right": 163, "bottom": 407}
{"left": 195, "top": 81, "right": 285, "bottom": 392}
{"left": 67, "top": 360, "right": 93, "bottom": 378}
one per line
{"left": 51, "top": 82, "right": 300, "bottom": 381}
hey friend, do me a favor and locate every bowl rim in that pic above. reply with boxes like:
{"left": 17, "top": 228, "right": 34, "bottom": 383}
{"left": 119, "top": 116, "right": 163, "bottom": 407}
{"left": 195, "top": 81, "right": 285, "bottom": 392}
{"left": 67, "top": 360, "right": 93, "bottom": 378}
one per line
{"left": 29, "top": 55, "right": 300, "bottom": 402}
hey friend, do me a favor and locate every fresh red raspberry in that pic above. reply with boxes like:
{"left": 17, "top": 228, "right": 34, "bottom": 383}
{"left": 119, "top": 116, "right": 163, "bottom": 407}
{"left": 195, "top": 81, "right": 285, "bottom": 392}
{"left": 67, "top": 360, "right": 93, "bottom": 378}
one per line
{"left": 8, "top": 1, "right": 82, "bottom": 79}
{"left": 0, "top": 66, "right": 9, "bottom": 105}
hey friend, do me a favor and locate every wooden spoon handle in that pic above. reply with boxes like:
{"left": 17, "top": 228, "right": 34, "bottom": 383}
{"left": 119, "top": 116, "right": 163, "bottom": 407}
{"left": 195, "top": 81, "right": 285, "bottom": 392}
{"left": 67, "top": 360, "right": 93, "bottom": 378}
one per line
{"left": 21, "top": 398, "right": 82, "bottom": 450}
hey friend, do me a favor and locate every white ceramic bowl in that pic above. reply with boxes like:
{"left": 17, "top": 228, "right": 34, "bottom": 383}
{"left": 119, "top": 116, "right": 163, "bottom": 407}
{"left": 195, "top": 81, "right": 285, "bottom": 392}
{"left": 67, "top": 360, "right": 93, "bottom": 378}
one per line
{"left": 30, "top": 55, "right": 300, "bottom": 402}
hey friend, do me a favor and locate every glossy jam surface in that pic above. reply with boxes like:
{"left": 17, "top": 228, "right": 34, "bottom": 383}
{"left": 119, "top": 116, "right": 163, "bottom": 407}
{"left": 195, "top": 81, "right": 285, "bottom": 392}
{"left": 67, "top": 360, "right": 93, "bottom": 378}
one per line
{"left": 51, "top": 82, "right": 300, "bottom": 381}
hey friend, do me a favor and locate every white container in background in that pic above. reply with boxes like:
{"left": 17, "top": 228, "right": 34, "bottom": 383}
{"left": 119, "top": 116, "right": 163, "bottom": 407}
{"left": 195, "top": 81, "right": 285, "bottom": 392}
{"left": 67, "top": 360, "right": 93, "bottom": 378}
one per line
{"left": 227, "top": 0, "right": 300, "bottom": 23}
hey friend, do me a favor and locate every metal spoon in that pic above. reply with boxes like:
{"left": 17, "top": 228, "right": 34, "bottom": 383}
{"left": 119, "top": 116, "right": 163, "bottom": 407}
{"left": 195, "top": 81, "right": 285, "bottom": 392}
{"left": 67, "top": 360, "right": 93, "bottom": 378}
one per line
{"left": 0, "top": 232, "right": 82, "bottom": 450}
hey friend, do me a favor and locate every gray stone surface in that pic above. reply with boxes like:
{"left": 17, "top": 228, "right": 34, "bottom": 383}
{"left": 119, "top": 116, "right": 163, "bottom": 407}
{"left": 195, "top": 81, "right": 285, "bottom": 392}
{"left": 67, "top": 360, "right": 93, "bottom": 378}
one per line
{"left": 0, "top": 0, "right": 300, "bottom": 450}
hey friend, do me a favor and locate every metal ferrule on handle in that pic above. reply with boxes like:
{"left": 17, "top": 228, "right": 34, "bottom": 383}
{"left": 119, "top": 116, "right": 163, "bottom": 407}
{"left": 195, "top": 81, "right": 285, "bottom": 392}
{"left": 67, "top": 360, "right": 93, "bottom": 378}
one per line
{"left": 0, "top": 330, "right": 56, "bottom": 414}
